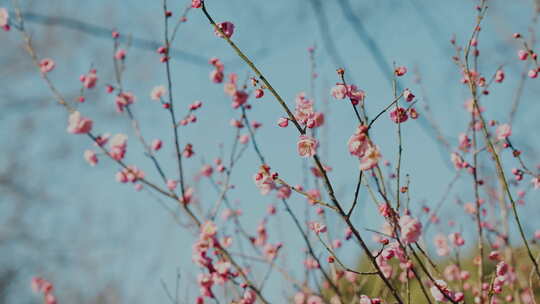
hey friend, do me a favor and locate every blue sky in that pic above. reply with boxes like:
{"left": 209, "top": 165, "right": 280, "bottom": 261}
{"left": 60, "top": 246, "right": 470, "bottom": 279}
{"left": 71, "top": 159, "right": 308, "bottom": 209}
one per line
{"left": 1, "top": 0, "right": 540, "bottom": 302}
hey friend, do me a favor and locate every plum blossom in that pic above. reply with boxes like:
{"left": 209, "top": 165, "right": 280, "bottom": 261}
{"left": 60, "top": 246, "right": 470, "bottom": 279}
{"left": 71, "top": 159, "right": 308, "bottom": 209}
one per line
{"left": 448, "top": 232, "right": 465, "bottom": 247}
{"left": 81, "top": 70, "right": 98, "bottom": 88}
{"left": 84, "top": 150, "right": 98, "bottom": 166}
{"left": 359, "top": 144, "right": 381, "bottom": 171}
{"left": 532, "top": 176, "right": 540, "bottom": 189}
{"left": 115, "top": 91, "right": 136, "bottom": 113}
{"left": 308, "top": 222, "right": 327, "bottom": 234}
{"left": 297, "top": 135, "right": 318, "bottom": 157}
{"left": 434, "top": 233, "right": 450, "bottom": 256}
{"left": 192, "top": 0, "right": 202, "bottom": 8}
{"left": 278, "top": 117, "right": 289, "bottom": 127}
{"left": 215, "top": 21, "right": 235, "bottom": 38}
{"left": 294, "top": 93, "right": 314, "bottom": 123}
{"left": 495, "top": 69, "right": 505, "bottom": 83}
{"left": 496, "top": 123, "right": 511, "bottom": 140}
{"left": 458, "top": 133, "right": 471, "bottom": 152}
{"left": 0, "top": 8, "right": 8, "bottom": 28}
{"left": 150, "top": 85, "right": 167, "bottom": 101}
{"left": 39, "top": 58, "right": 55, "bottom": 73}
{"left": 238, "top": 134, "right": 249, "bottom": 144}
{"left": 518, "top": 50, "right": 529, "bottom": 60}
{"left": 115, "top": 48, "right": 126, "bottom": 60}
{"left": 330, "top": 84, "right": 365, "bottom": 104}
{"left": 395, "top": 66, "right": 407, "bottom": 76}
{"left": 116, "top": 165, "right": 145, "bottom": 183}
{"left": 276, "top": 185, "right": 291, "bottom": 199}
{"left": 450, "top": 152, "right": 466, "bottom": 170}
{"left": 167, "top": 179, "right": 177, "bottom": 191}
{"left": 200, "top": 164, "right": 213, "bottom": 177}
{"left": 390, "top": 107, "right": 408, "bottom": 123}
{"left": 67, "top": 111, "right": 93, "bottom": 134}
{"left": 253, "top": 165, "right": 276, "bottom": 195}
{"left": 109, "top": 134, "right": 128, "bottom": 160}
{"left": 151, "top": 139, "right": 162, "bottom": 151}
{"left": 306, "top": 295, "right": 323, "bottom": 304}
{"left": 403, "top": 88, "right": 415, "bottom": 102}
{"left": 430, "top": 280, "right": 456, "bottom": 302}
{"left": 399, "top": 215, "right": 422, "bottom": 244}
{"left": 31, "top": 277, "right": 57, "bottom": 304}
{"left": 254, "top": 88, "right": 264, "bottom": 98}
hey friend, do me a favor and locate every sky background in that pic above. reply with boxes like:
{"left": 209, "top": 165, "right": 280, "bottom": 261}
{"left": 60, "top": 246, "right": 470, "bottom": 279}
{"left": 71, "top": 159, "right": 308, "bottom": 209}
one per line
{"left": 1, "top": 0, "right": 540, "bottom": 303}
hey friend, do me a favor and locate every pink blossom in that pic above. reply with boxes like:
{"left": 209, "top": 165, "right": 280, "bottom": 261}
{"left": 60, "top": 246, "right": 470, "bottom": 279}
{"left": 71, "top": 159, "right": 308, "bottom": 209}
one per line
{"left": 81, "top": 70, "right": 98, "bottom": 88}
{"left": 306, "top": 295, "right": 323, "bottom": 304}
{"left": 181, "top": 187, "right": 194, "bottom": 204}
{"left": 359, "top": 145, "right": 381, "bottom": 171}
{"left": 67, "top": 111, "right": 93, "bottom": 134}
{"left": 151, "top": 139, "right": 162, "bottom": 151}
{"left": 0, "top": 8, "right": 8, "bottom": 27}
{"left": 430, "top": 280, "right": 454, "bottom": 302}
{"left": 359, "top": 295, "right": 372, "bottom": 304}
{"left": 254, "top": 89, "right": 264, "bottom": 99}
{"left": 201, "top": 221, "right": 217, "bottom": 239}
{"left": 528, "top": 69, "right": 538, "bottom": 78}
{"left": 115, "top": 92, "right": 136, "bottom": 113}
{"left": 241, "top": 289, "right": 256, "bottom": 304}
{"left": 253, "top": 165, "right": 276, "bottom": 195}
{"left": 215, "top": 21, "right": 235, "bottom": 38}
{"left": 390, "top": 107, "right": 408, "bottom": 123}
{"left": 190, "top": 100, "right": 203, "bottom": 110}
{"left": 251, "top": 121, "right": 262, "bottom": 129}
{"left": 232, "top": 90, "right": 248, "bottom": 108}
{"left": 532, "top": 177, "right": 540, "bottom": 189}
{"left": 278, "top": 117, "right": 289, "bottom": 127}
{"left": 312, "top": 112, "right": 325, "bottom": 127}
{"left": 294, "top": 292, "right": 306, "bottom": 304}
{"left": 458, "top": 133, "right": 471, "bottom": 152}
{"left": 297, "top": 135, "right": 318, "bottom": 157}
{"left": 294, "top": 93, "right": 314, "bottom": 125}
{"left": 434, "top": 233, "right": 450, "bottom": 256}
{"left": 304, "top": 257, "right": 319, "bottom": 269}
{"left": 496, "top": 123, "right": 511, "bottom": 140}
{"left": 450, "top": 152, "right": 465, "bottom": 170}
{"left": 403, "top": 89, "right": 415, "bottom": 102}
{"left": 399, "top": 215, "right": 422, "bottom": 244}
{"left": 308, "top": 222, "right": 327, "bottom": 234}
{"left": 330, "top": 84, "right": 348, "bottom": 99}
{"left": 330, "top": 84, "right": 365, "bottom": 104}
{"left": 267, "top": 204, "right": 276, "bottom": 215}
{"left": 167, "top": 179, "right": 177, "bottom": 191}
{"left": 210, "top": 70, "right": 224, "bottom": 83}
{"left": 109, "top": 134, "right": 128, "bottom": 160}
{"left": 84, "top": 150, "right": 98, "bottom": 166}
{"left": 495, "top": 69, "right": 505, "bottom": 83}
{"left": 518, "top": 50, "right": 528, "bottom": 60}
{"left": 395, "top": 66, "right": 407, "bottom": 76}
{"left": 276, "top": 185, "right": 291, "bottom": 199}
{"left": 192, "top": 0, "right": 202, "bottom": 8}
{"left": 150, "top": 85, "right": 167, "bottom": 101}
{"left": 444, "top": 264, "right": 461, "bottom": 282}
{"left": 238, "top": 134, "right": 249, "bottom": 144}
{"left": 348, "top": 133, "right": 369, "bottom": 157}
{"left": 410, "top": 108, "right": 419, "bottom": 118}
{"left": 39, "top": 58, "right": 55, "bottom": 73}
{"left": 200, "top": 164, "right": 213, "bottom": 177}
{"left": 448, "top": 232, "right": 465, "bottom": 247}
{"left": 115, "top": 49, "right": 126, "bottom": 60}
